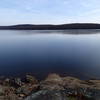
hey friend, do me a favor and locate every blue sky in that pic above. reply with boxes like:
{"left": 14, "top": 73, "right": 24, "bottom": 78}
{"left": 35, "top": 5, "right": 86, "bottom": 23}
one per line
{"left": 0, "top": 0, "right": 100, "bottom": 25}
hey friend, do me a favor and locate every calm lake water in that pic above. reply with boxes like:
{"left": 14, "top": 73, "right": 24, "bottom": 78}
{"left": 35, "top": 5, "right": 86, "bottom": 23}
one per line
{"left": 0, "top": 30, "right": 100, "bottom": 79}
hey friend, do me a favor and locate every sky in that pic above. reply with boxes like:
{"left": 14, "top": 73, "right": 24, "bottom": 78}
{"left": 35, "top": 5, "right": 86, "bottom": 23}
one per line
{"left": 0, "top": 0, "right": 100, "bottom": 25}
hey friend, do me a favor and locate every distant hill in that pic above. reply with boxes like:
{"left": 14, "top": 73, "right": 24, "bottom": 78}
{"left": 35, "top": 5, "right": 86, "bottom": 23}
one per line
{"left": 1, "top": 23, "right": 100, "bottom": 30}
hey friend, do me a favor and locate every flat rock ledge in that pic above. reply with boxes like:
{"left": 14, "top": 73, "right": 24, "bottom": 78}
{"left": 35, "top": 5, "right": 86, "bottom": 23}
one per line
{"left": 0, "top": 74, "right": 99, "bottom": 100}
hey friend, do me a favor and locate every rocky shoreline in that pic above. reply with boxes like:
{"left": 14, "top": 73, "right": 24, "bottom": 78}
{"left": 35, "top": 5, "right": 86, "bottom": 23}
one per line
{"left": 0, "top": 74, "right": 100, "bottom": 100}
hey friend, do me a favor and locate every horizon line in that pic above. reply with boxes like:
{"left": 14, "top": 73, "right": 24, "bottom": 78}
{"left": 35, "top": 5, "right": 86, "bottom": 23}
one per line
{"left": 1, "top": 22, "right": 100, "bottom": 26}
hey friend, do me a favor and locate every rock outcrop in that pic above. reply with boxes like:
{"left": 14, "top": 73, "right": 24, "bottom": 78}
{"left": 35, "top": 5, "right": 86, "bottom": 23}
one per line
{"left": 40, "top": 74, "right": 64, "bottom": 90}
{"left": 0, "top": 74, "right": 100, "bottom": 100}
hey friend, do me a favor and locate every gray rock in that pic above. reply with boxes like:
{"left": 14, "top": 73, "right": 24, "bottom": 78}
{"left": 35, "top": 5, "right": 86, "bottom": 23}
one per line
{"left": 24, "top": 90, "right": 69, "bottom": 100}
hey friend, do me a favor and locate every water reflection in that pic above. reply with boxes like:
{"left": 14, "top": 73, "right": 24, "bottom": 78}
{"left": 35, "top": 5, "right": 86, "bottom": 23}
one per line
{"left": 0, "top": 30, "right": 100, "bottom": 79}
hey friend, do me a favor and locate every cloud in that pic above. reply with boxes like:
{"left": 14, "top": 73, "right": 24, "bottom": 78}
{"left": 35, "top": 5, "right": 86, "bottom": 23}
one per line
{"left": 0, "top": 0, "right": 100, "bottom": 25}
